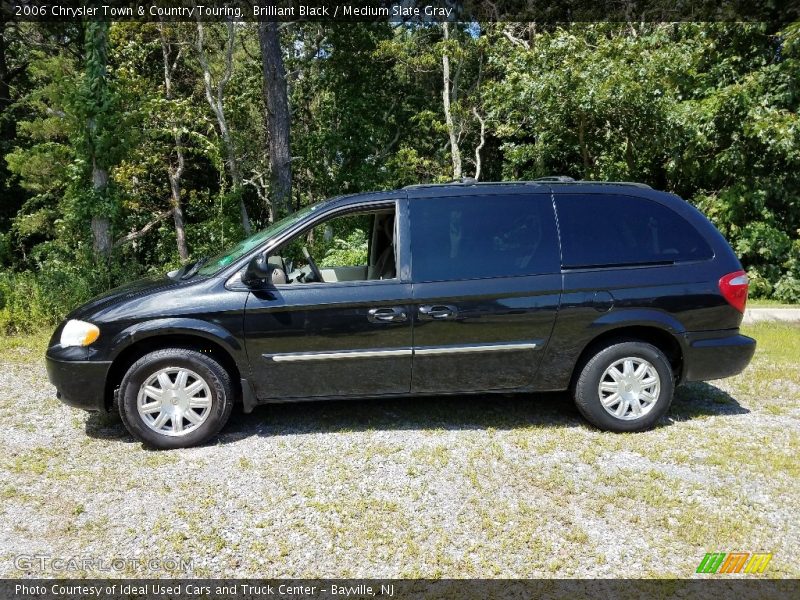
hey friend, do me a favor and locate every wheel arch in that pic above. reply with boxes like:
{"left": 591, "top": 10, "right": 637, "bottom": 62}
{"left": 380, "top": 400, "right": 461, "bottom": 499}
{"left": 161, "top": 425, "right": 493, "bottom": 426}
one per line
{"left": 104, "top": 327, "right": 244, "bottom": 410}
{"left": 570, "top": 325, "right": 684, "bottom": 391}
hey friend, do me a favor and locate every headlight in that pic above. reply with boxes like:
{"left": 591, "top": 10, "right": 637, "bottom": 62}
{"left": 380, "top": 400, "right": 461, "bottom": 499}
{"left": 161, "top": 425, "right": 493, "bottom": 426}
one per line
{"left": 60, "top": 320, "right": 100, "bottom": 347}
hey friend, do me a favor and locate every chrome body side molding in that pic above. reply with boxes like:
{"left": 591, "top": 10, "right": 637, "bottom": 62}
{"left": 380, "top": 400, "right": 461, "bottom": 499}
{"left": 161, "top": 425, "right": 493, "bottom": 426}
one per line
{"left": 264, "top": 341, "right": 537, "bottom": 362}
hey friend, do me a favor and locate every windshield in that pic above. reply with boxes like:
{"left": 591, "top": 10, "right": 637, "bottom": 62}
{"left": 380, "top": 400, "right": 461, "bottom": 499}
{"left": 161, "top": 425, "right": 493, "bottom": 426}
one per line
{"left": 196, "top": 203, "right": 320, "bottom": 276}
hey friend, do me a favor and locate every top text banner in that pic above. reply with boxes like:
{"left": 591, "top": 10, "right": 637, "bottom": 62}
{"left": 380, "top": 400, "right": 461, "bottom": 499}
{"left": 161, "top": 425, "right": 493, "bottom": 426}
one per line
{"left": 2, "top": 0, "right": 798, "bottom": 22}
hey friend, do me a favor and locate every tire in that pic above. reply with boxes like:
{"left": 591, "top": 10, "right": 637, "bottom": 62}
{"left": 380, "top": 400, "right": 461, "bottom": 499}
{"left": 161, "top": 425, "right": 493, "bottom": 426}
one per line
{"left": 118, "top": 348, "right": 234, "bottom": 449}
{"left": 573, "top": 340, "right": 674, "bottom": 432}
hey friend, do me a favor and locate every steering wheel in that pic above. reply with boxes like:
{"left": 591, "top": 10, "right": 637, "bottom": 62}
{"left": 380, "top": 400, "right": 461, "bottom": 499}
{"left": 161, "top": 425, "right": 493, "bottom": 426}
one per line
{"left": 302, "top": 246, "right": 324, "bottom": 283}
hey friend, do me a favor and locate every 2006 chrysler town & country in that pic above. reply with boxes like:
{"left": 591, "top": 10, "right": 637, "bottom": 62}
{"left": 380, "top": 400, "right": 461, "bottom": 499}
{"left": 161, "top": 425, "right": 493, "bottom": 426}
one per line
{"left": 46, "top": 179, "right": 756, "bottom": 448}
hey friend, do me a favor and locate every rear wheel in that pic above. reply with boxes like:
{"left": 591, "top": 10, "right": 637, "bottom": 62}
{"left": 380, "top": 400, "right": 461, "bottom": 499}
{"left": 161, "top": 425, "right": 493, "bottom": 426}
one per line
{"left": 573, "top": 341, "right": 674, "bottom": 432}
{"left": 118, "top": 348, "right": 234, "bottom": 449}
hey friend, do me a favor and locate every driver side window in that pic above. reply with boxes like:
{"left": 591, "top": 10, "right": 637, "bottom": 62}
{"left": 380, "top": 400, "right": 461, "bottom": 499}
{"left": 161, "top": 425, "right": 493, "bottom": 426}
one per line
{"left": 271, "top": 207, "right": 396, "bottom": 285}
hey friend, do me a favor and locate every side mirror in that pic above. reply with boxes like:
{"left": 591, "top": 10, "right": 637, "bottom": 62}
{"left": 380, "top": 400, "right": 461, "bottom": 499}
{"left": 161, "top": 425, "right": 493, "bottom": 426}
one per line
{"left": 242, "top": 254, "right": 272, "bottom": 287}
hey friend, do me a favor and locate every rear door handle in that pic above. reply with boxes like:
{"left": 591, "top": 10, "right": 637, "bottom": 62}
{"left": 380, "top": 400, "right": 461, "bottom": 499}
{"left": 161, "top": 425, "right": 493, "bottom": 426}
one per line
{"left": 418, "top": 304, "right": 458, "bottom": 320}
{"left": 368, "top": 307, "right": 407, "bottom": 323}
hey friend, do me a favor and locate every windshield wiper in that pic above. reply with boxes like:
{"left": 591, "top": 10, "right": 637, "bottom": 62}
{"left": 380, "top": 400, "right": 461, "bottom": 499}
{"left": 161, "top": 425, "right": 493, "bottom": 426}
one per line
{"left": 180, "top": 257, "right": 208, "bottom": 280}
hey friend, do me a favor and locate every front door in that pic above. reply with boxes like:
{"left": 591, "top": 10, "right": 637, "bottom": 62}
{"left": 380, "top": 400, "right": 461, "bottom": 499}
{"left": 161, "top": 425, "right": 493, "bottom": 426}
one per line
{"left": 408, "top": 191, "right": 562, "bottom": 393}
{"left": 244, "top": 201, "right": 412, "bottom": 400}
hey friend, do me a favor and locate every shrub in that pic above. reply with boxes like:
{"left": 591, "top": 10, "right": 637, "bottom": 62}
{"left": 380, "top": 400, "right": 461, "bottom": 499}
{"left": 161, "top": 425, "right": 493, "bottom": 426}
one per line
{"left": 319, "top": 229, "right": 369, "bottom": 268}
{"left": 774, "top": 275, "right": 800, "bottom": 304}
{"left": 0, "top": 258, "right": 146, "bottom": 334}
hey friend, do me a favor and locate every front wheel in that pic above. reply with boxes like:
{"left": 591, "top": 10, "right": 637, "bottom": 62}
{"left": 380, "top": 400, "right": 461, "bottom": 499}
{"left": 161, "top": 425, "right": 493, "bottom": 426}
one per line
{"left": 573, "top": 341, "right": 674, "bottom": 432}
{"left": 118, "top": 348, "right": 234, "bottom": 449}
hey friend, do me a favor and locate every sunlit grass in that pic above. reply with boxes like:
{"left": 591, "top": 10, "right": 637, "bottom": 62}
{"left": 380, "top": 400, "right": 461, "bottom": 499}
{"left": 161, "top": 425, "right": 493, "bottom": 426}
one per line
{"left": 741, "top": 322, "right": 800, "bottom": 366}
{"left": 747, "top": 298, "right": 800, "bottom": 308}
{"left": 0, "top": 327, "right": 50, "bottom": 363}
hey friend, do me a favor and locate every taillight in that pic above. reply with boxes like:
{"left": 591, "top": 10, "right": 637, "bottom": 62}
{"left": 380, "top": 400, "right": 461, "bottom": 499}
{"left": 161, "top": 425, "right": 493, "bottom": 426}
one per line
{"left": 719, "top": 270, "right": 749, "bottom": 313}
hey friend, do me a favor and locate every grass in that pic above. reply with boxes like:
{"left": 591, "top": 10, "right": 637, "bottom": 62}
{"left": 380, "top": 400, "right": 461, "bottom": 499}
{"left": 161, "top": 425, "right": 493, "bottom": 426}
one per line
{"left": 741, "top": 321, "right": 800, "bottom": 365}
{"left": 0, "top": 321, "right": 797, "bottom": 578}
{"left": 747, "top": 298, "right": 799, "bottom": 308}
{"left": 410, "top": 444, "right": 451, "bottom": 468}
{"left": 0, "top": 328, "right": 50, "bottom": 363}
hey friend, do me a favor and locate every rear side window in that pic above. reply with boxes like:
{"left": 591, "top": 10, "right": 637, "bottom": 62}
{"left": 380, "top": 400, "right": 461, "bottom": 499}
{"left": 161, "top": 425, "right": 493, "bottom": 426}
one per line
{"left": 555, "top": 193, "right": 713, "bottom": 268}
{"left": 410, "top": 194, "right": 559, "bottom": 282}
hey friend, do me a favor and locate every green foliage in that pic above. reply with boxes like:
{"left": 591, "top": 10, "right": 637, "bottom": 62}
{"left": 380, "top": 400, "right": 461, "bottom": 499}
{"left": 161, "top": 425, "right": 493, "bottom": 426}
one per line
{"left": 0, "top": 268, "right": 97, "bottom": 334}
{"left": 319, "top": 229, "right": 369, "bottom": 268}
{"left": 1, "top": 21, "right": 799, "bottom": 334}
{"left": 184, "top": 189, "right": 248, "bottom": 261}
{"left": 0, "top": 247, "right": 155, "bottom": 334}
{"left": 489, "top": 22, "right": 799, "bottom": 300}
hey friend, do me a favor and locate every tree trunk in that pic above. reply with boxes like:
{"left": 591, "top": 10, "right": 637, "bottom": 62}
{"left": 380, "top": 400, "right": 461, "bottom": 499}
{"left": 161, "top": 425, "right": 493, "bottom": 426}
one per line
{"left": 90, "top": 165, "right": 110, "bottom": 257}
{"left": 625, "top": 136, "right": 636, "bottom": 176}
{"left": 170, "top": 184, "right": 188, "bottom": 261}
{"left": 578, "top": 112, "right": 592, "bottom": 176}
{"left": 0, "top": 19, "right": 9, "bottom": 122}
{"left": 196, "top": 20, "right": 251, "bottom": 234}
{"left": 160, "top": 24, "right": 189, "bottom": 261}
{"left": 259, "top": 19, "right": 292, "bottom": 222}
{"left": 85, "top": 21, "right": 112, "bottom": 261}
{"left": 473, "top": 108, "right": 486, "bottom": 181}
{"left": 0, "top": 19, "right": 13, "bottom": 222}
{"left": 91, "top": 217, "right": 111, "bottom": 257}
{"left": 90, "top": 165, "right": 111, "bottom": 258}
{"left": 442, "top": 23, "right": 462, "bottom": 180}
{"left": 168, "top": 147, "right": 188, "bottom": 261}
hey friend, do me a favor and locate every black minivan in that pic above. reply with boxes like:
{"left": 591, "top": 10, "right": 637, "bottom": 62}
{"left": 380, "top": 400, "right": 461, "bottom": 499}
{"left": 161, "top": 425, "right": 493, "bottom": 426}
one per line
{"left": 46, "top": 180, "right": 756, "bottom": 448}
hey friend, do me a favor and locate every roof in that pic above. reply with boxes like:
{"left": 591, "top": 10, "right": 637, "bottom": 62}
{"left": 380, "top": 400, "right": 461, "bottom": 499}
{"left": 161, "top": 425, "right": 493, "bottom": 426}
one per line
{"left": 320, "top": 177, "right": 659, "bottom": 207}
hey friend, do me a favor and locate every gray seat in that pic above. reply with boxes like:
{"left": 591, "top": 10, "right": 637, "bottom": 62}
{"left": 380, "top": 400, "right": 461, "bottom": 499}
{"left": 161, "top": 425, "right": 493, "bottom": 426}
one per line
{"left": 369, "top": 215, "right": 395, "bottom": 280}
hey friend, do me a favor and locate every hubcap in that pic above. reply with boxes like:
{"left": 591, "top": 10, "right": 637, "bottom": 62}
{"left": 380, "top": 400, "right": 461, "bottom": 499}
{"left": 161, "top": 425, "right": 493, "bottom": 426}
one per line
{"left": 598, "top": 357, "right": 661, "bottom": 421}
{"left": 137, "top": 367, "right": 212, "bottom": 437}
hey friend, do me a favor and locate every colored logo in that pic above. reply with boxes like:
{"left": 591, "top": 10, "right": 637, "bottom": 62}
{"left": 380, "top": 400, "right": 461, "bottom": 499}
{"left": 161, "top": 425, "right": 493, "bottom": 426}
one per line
{"left": 696, "top": 552, "right": 772, "bottom": 574}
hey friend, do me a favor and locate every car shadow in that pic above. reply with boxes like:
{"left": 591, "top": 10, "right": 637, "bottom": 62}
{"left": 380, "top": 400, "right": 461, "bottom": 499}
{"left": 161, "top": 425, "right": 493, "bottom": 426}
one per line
{"left": 83, "top": 381, "right": 750, "bottom": 447}
{"left": 219, "top": 392, "right": 582, "bottom": 443}
{"left": 83, "top": 410, "right": 133, "bottom": 442}
{"left": 667, "top": 381, "right": 750, "bottom": 421}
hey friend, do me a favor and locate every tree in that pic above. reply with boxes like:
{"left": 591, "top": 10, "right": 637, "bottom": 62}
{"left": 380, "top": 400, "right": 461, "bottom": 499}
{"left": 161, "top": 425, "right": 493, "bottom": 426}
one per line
{"left": 441, "top": 22, "right": 461, "bottom": 179}
{"left": 3, "top": 21, "right": 800, "bottom": 336}
{"left": 377, "top": 23, "right": 488, "bottom": 183}
{"left": 159, "top": 21, "right": 188, "bottom": 261}
{"left": 196, "top": 19, "right": 251, "bottom": 234}
{"left": 258, "top": 19, "right": 292, "bottom": 222}
{"left": 487, "top": 22, "right": 800, "bottom": 300}
{"left": 0, "top": 17, "right": 26, "bottom": 222}
{"left": 83, "top": 20, "right": 113, "bottom": 260}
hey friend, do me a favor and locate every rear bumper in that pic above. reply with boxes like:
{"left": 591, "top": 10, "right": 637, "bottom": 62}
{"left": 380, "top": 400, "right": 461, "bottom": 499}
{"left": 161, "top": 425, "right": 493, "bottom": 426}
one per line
{"left": 45, "top": 354, "right": 111, "bottom": 411}
{"left": 682, "top": 331, "right": 756, "bottom": 382}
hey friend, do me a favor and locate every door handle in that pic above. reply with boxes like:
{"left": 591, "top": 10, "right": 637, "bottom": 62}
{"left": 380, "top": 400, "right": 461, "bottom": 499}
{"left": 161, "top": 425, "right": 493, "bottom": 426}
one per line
{"left": 418, "top": 304, "right": 458, "bottom": 320}
{"left": 368, "top": 307, "right": 407, "bottom": 323}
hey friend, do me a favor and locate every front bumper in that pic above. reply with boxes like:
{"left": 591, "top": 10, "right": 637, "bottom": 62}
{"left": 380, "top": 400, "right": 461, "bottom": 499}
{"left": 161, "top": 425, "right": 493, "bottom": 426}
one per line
{"left": 681, "top": 331, "right": 756, "bottom": 382}
{"left": 45, "top": 352, "right": 111, "bottom": 412}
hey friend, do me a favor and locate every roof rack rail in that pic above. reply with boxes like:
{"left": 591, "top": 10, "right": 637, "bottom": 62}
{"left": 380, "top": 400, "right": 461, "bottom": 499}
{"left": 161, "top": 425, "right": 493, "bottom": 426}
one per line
{"left": 404, "top": 178, "right": 543, "bottom": 190}
{"left": 571, "top": 180, "right": 651, "bottom": 189}
{"left": 538, "top": 177, "right": 651, "bottom": 189}
{"left": 534, "top": 176, "right": 575, "bottom": 182}
{"left": 402, "top": 178, "right": 651, "bottom": 190}
{"left": 404, "top": 177, "right": 477, "bottom": 189}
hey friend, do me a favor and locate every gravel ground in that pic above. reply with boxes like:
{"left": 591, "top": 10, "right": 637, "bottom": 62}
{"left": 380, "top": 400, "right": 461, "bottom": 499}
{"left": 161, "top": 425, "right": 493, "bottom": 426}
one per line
{"left": 0, "top": 323, "right": 797, "bottom": 579}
